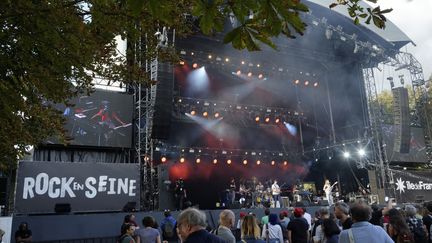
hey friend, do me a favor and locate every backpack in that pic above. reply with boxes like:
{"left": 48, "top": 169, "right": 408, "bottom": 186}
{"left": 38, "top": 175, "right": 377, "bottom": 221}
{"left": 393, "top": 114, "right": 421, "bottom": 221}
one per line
{"left": 408, "top": 218, "right": 427, "bottom": 243}
{"left": 163, "top": 220, "right": 175, "bottom": 239}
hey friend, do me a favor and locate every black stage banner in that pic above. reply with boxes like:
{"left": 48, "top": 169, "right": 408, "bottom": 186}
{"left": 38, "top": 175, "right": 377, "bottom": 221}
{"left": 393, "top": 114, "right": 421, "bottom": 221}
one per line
{"left": 15, "top": 161, "right": 140, "bottom": 214}
{"left": 391, "top": 169, "right": 432, "bottom": 203}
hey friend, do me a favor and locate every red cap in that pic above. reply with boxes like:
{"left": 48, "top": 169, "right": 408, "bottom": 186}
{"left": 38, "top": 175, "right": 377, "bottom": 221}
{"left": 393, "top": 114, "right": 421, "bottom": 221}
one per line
{"left": 239, "top": 212, "right": 247, "bottom": 218}
{"left": 294, "top": 207, "right": 304, "bottom": 217}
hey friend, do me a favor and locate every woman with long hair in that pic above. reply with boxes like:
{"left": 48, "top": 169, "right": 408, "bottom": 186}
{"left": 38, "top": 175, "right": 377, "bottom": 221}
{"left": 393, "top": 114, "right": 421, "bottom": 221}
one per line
{"left": 321, "top": 219, "right": 340, "bottom": 243}
{"left": 387, "top": 214, "right": 414, "bottom": 243}
{"left": 261, "top": 214, "right": 283, "bottom": 243}
{"left": 241, "top": 215, "right": 265, "bottom": 243}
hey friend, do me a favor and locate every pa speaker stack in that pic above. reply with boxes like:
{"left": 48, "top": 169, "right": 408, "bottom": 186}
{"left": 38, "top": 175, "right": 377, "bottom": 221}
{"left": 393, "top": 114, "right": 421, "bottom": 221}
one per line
{"left": 392, "top": 87, "right": 410, "bottom": 154}
{"left": 152, "top": 63, "right": 174, "bottom": 140}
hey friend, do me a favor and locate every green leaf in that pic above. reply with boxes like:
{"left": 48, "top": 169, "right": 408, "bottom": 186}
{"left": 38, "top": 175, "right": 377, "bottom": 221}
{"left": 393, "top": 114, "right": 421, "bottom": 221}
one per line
{"left": 329, "top": 3, "right": 338, "bottom": 8}
{"left": 354, "top": 17, "right": 360, "bottom": 25}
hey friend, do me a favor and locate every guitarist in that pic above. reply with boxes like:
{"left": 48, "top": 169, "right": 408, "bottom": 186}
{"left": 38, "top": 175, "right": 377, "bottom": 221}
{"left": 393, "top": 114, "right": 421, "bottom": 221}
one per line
{"left": 323, "top": 179, "right": 338, "bottom": 206}
{"left": 271, "top": 180, "right": 281, "bottom": 208}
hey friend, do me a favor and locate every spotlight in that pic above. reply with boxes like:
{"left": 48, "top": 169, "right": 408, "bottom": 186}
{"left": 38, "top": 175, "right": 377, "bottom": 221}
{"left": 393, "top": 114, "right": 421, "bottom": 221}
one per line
{"left": 247, "top": 72, "right": 252, "bottom": 77}
{"left": 314, "top": 82, "right": 318, "bottom": 87}
{"left": 343, "top": 152, "right": 350, "bottom": 158}
{"left": 191, "top": 52, "right": 194, "bottom": 56}
{"left": 225, "top": 58, "right": 229, "bottom": 62}
{"left": 294, "top": 80, "right": 300, "bottom": 84}
{"left": 256, "top": 160, "right": 261, "bottom": 165}
{"left": 257, "top": 64, "right": 261, "bottom": 67}
{"left": 304, "top": 81, "right": 309, "bottom": 86}
{"left": 241, "top": 61, "right": 245, "bottom": 65}
{"left": 265, "top": 117, "right": 270, "bottom": 123}
{"left": 192, "top": 63, "right": 198, "bottom": 69}
{"left": 208, "top": 55, "right": 212, "bottom": 59}
{"left": 236, "top": 70, "right": 241, "bottom": 75}
{"left": 258, "top": 74, "right": 263, "bottom": 79}
{"left": 179, "top": 61, "right": 185, "bottom": 65}
{"left": 255, "top": 116, "right": 260, "bottom": 122}
{"left": 243, "top": 159, "right": 248, "bottom": 165}
{"left": 213, "top": 159, "right": 218, "bottom": 164}
{"left": 190, "top": 110, "right": 196, "bottom": 116}
{"left": 196, "top": 158, "right": 201, "bottom": 163}
{"left": 214, "top": 112, "right": 220, "bottom": 118}
{"left": 271, "top": 160, "right": 275, "bottom": 166}
{"left": 227, "top": 159, "right": 232, "bottom": 165}
{"left": 203, "top": 111, "right": 208, "bottom": 117}
{"left": 180, "top": 157, "right": 185, "bottom": 163}
{"left": 358, "top": 149, "right": 366, "bottom": 157}
{"left": 283, "top": 161, "right": 288, "bottom": 166}
{"left": 161, "top": 156, "right": 167, "bottom": 163}
{"left": 275, "top": 118, "right": 280, "bottom": 123}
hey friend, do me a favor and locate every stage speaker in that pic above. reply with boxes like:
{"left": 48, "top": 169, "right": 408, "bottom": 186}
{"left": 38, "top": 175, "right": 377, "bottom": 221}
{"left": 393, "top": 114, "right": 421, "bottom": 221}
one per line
{"left": 158, "top": 164, "right": 175, "bottom": 211}
{"left": 392, "top": 87, "right": 410, "bottom": 153}
{"left": 54, "top": 203, "right": 71, "bottom": 214}
{"left": 151, "top": 63, "right": 174, "bottom": 140}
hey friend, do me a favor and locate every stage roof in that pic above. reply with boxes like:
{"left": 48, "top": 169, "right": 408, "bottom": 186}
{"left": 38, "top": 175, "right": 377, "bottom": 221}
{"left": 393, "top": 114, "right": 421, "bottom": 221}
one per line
{"left": 307, "top": 0, "right": 413, "bottom": 48}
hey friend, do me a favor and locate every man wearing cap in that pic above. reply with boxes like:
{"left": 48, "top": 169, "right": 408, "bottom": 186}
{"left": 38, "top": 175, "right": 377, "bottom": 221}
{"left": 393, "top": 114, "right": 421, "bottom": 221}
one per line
{"left": 287, "top": 208, "right": 309, "bottom": 243}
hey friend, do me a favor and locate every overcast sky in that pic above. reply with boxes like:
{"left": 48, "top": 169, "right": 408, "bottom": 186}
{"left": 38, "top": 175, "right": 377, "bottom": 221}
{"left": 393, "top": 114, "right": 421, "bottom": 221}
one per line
{"left": 375, "top": 0, "right": 432, "bottom": 79}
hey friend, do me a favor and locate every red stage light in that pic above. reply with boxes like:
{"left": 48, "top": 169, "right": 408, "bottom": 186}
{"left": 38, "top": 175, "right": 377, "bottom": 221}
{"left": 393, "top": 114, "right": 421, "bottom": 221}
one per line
{"left": 255, "top": 116, "right": 260, "bottom": 122}
{"left": 227, "top": 159, "right": 232, "bottom": 165}
{"left": 214, "top": 112, "right": 220, "bottom": 118}
{"left": 179, "top": 61, "right": 185, "bottom": 65}
{"left": 275, "top": 118, "right": 280, "bottom": 123}
{"left": 258, "top": 74, "right": 263, "bottom": 79}
{"left": 203, "top": 111, "right": 208, "bottom": 117}
{"left": 243, "top": 160, "right": 248, "bottom": 165}
{"left": 271, "top": 160, "right": 275, "bottom": 166}
{"left": 180, "top": 157, "right": 185, "bottom": 163}
{"left": 161, "top": 157, "right": 167, "bottom": 163}
{"left": 247, "top": 72, "right": 252, "bottom": 77}
{"left": 294, "top": 80, "right": 300, "bottom": 84}
{"left": 256, "top": 160, "right": 261, "bottom": 165}
{"left": 283, "top": 161, "right": 288, "bottom": 166}
{"left": 213, "top": 159, "right": 218, "bottom": 164}
{"left": 190, "top": 110, "right": 196, "bottom": 116}
{"left": 196, "top": 158, "right": 201, "bottom": 163}
{"left": 314, "top": 82, "right": 319, "bottom": 87}
{"left": 192, "top": 63, "right": 198, "bottom": 69}
{"left": 304, "top": 81, "right": 309, "bottom": 86}
{"left": 265, "top": 117, "right": 270, "bottom": 123}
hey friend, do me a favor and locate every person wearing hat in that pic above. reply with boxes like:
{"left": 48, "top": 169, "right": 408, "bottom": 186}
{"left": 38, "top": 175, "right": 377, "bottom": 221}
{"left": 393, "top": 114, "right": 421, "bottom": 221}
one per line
{"left": 287, "top": 208, "right": 309, "bottom": 243}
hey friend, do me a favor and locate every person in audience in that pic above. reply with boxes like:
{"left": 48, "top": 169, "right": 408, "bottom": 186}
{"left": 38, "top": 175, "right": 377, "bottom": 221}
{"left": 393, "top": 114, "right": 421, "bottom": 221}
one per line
{"left": 279, "top": 211, "right": 290, "bottom": 242}
{"left": 422, "top": 202, "right": 432, "bottom": 243}
{"left": 287, "top": 208, "right": 309, "bottom": 243}
{"left": 177, "top": 207, "right": 225, "bottom": 243}
{"left": 369, "top": 204, "right": 384, "bottom": 227}
{"left": 339, "top": 200, "right": 393, "bottom": 243}
{"left": 135, "top": 216, "right": 161, "bottom": 243}
{"left": 302, "top": 207, "right": 312, "bottom": 231}
{"left": 261, "top": 213, "right": 283, "bottom": 243}
{"left": 261, "top": 208, "right": 271, "bottom": 225}
{"left": 160, "top": 210, "right": 178, "bottom": 243}
{"left": 240, "top": 215, "right": 265, "bottom": 243}
{"left": 119, "top": 223, "right": 136, "bottom": 243}
{"left": 321, "top": 218, "right": 340, "bottom": 243}
{"left": 124, "top": 214, "right": 139, "bottom": 228}
{"left": 214, "top": 210, "right": 236, "bottom": 243}
{"left": 387, "top": 212, "right": 414, "bottom": 243}
{"left": 334, "top": 202, "right": 353, "bottom": 230}
{"left": 405, "top": 204, "right": 428, "bottom": 243}
{"left": 15, "top": 222, "right": 32, "bottom": 243}
{"left": 312, "top": 207, "right": 330, "bottom": 243}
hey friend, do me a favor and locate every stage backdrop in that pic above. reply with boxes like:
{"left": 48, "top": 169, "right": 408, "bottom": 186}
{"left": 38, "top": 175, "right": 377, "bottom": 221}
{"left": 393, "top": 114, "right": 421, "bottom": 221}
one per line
{"left": 391, "top": 169, "right": 432, "bottom": 203}
{"left": 14, "top": 161, "right": 140, "bottom": 214}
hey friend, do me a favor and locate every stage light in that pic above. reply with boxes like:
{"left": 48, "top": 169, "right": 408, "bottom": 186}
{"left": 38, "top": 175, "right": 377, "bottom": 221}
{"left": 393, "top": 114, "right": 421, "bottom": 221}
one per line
{"left": 241, "top": 61, "right": 245, "bottom": 65}
{"left": 179, "top": 61, "right": 185, "bottom": 65}
{"left": 271, "top": 160, "right": 275, "bottom": 166}
{"left": 247, "top": 72, "right": 252, "bottom": 77}
{"left": 294, "top": 79, "right": 300, "bottom": 84}
{"left": 255, "top": 116, "right": 260, "bottom": 122}
{"left": 257, "top": 64, "right": 261, "bottom": 67}
{"left": 258, "top": 74, "right": 263, "bottom": 79}
{"left": 283, "top": 161, "right": 288, "bottom": 166}
{"left": 304, "top": 81, "right": 309, "bottom": 86}
{"left": 213, "top": 159, "right": 218, "bottom": 164}
{"left": 243, "top": 159, "right": 248, "bottom": 165}
{"left": 265, "top": 117, "right": 270, "bottom": 123}
{"left": 214, "top": 112, "right": 220, "bottom": 118}
{"left": 358, "top": 149, "right": 366, "bottom": 157}
{"left": 192, "top": 63, "right": 198, "bottom": 69}
{"left": 180, "top": 157, "right": 185, "bottom": 163}
{"left": 191, "top": 52, "right": 194, "bottom": 55}
{"left": 196, "top": 158, "right": 201, "bottom": 163}
{"left": 256, "top": 160, "right": 261, "bottom": 165}
{"left": 314, "top": 82, "right": 318, "bottom": 87}
{"left": 161, "top": 156, "right": 167, "bottom": 163}
{"left": 225, "top": 58, "right": 229, "bottom": 62}
{"left": 343, "top": 152, "right": 350, "bottom": 158}
{"left": 208, "top": 55, "right": 212, "bottom": 59}
{"left": 236, "top": 70, "right": 241, "bottom": 75}
{"left": 190, "top": 110, "right": 196, "bottom": 116}
{"left": 203, "top": 111, "right": 208, "bottom": 117}
{"left": 275, "top": 118, "right": 280, "bottom": 124}
{"left": 227, "top": 159, "right": 232, "bottom": 165}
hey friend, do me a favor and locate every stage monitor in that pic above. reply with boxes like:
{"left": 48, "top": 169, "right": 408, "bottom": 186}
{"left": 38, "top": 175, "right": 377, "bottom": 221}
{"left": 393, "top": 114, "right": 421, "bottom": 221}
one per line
{"left": 382, "top": 125, "right": 427, "bottom": 163}
{"left": 48, "top": 90, "right": 133, "bottom": 148}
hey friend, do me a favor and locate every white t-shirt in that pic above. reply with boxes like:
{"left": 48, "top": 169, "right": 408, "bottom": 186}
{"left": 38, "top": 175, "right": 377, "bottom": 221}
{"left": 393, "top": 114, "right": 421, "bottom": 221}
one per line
{"left": 262, "top": 223, "right": 284, "bottom": 243}
{"left": 272, "top": 183, "right": 280, "bottom": 195}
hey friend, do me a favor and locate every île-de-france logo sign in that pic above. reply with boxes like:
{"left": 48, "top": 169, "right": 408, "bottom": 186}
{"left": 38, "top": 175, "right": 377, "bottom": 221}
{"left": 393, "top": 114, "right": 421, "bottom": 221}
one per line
{"left": 396, "top": 178, "right": 406, "bottom": 193}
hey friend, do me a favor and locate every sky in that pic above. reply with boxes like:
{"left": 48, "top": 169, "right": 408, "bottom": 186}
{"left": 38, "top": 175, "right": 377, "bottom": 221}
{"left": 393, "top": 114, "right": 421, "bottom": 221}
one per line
{"left": 374, "top": 0, "right": 432, "bottom": 79}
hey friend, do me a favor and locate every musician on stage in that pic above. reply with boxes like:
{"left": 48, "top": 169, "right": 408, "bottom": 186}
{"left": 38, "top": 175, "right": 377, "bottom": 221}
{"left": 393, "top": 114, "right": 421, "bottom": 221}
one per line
{"left": 271, "top": 180, "right": 281, "bottom": 208}
{"left": 229, "top": 178, "right": 236, "bottom": 206}
{"left": 323, "top": 179, "right": 337, "bottom": 206}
